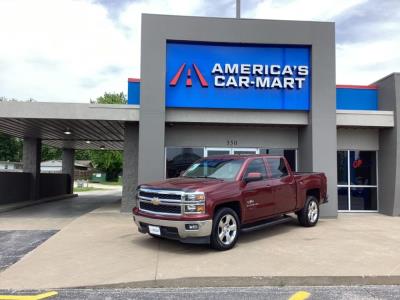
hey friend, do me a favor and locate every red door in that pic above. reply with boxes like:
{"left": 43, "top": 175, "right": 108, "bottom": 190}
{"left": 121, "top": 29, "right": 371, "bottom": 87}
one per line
{"left": 241, "top": 158, "right": 275, "bottom": 221}
{"left": 265, "top": 157, "right": 297, "bottom": 214}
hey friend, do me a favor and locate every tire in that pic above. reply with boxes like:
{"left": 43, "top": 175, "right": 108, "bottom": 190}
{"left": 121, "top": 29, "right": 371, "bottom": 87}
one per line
{"left": 210, "top": 207, "right": 240, "bottom": 251}
{"left": 298, "top": 196, "right": 320, "bottom": 227}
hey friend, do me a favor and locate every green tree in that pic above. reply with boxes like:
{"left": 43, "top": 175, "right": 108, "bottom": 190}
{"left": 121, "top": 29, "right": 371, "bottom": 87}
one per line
{"left": 88, "top": 92, "right": 126, "bottom": 180}
{"left": 0, "top": 133, "right": 22, "bottom": 161}
{"left": 75, "top": 149, "right": 91, "bottom": 160}
{"left": 93, "top": 92, "right": 127, "bottom": 104}
{"left": 41, "top": 145, "right": 62, "bottom": 161}
{"left": 90, "top": 150, "right": 123, "bottom": 181}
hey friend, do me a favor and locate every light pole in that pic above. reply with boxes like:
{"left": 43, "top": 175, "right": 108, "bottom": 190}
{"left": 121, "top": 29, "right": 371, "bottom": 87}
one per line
{"left": 236, "top": 0, "right": 240, "bottom": 18}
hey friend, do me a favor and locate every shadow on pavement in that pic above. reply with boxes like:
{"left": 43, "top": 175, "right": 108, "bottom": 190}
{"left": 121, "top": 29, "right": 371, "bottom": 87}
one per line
{"left": 130, "top": 218, "right": 302, "bottom": 254}
{"left": 0, "top": 193, "right": 121, "bottom": 219}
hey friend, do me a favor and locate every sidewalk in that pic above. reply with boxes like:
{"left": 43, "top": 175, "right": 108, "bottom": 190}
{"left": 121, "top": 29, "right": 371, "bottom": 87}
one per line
{"left": 0, "top": 206, "right": 399, "bottom": 289}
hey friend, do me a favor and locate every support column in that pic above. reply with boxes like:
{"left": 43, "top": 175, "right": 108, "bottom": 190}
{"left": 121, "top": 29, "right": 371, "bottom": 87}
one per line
{"left": 298, "top": 24, "right": 337, "bottom": 218}
{"left": 23, "top": 138, "right": 41, "bottom": 200}
{"left": 137, "top": 15, "right": 166, "bottom": 185}
{"left": 375, "top": 73, "right": 400, "bottom": 216}
{"left": 121, "top": 122, "right": 139, "bottom": 212}
{"left": 62, "top": 148, "right": 75, "bottom": 194}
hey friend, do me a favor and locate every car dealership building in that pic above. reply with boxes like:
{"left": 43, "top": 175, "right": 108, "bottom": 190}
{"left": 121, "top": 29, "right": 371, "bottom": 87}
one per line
{"left": 0, "top": 14, "right": 399, "bottom": 217}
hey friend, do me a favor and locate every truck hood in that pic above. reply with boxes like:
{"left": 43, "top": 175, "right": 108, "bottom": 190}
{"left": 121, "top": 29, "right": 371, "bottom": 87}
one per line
{"left": 140, "top": 177, "right": 228, "bottom": 192}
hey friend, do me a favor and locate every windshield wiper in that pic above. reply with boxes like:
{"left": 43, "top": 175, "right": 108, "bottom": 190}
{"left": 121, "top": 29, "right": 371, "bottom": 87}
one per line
{"left": 190, "top": 176, "right": 222, "bottom": 180}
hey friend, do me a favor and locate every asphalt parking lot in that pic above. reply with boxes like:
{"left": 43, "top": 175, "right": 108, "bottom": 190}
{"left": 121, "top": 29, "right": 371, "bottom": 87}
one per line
{"left": 1, "top": 286, "right": 400, "bottom": 300}
{"left": 0, "top": 230, "right": 58, "bottom": 271}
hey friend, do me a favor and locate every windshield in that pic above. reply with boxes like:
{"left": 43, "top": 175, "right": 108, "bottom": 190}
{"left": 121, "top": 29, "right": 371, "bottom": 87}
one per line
{"left": 182, "top": 158, "right": 244, "bottom": 181}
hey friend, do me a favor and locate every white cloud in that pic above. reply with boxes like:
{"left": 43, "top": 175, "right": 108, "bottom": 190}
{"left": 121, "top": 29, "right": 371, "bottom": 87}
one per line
{"left": 0, "top": 0, "right": 203, "bottom": 102}
{"left": 248, "top": 0, "right": 367, "bottom": 21}
{"left": 337, "top": 39, "right": 400, "bottom": 84}
{"left": 245, "top": 0, "right": 400, "bottom": 84}
{"left": 0, "top": 0, "right": 134, "bottom": 102}
{"left": 0, "top": 0, "right": 399, "bottom": 102}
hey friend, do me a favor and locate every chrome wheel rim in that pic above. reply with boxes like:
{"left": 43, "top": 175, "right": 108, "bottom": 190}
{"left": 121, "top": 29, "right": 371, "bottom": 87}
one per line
{"left": 308, "top": 201, "right": 319, "bottom": 223}
{"left": 218, "top": 214, "right": 237, "bottom": 245}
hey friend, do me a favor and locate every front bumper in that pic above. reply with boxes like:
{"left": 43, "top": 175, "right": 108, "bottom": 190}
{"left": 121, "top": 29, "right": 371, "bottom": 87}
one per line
{"left": 133, "top": 213, "right": 212, "bottom": 244}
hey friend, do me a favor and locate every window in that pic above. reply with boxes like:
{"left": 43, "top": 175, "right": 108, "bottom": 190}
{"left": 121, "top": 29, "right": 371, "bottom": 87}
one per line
{"left": 337, "top": 187, "right": 349, "bottom": 210}
{"left": 267, "top": 158, "right": 288, "bottom": 178}
{"left": 183, "top": 158, "right": 244, "bottom": 181}
{"left": 260, "top": 149, "right": 296, "bottom": 171}
{"left": 244, "top": 159, "right": 267, "bottom": 179}
{"left": 166, "top": 147, "right": 204, "bottom": 178}
{"left": 337, "top": 151, "right": 348, "bottom": 185}
{"left": 337, "top": 150, "right": 378, "bottom": 212}
{"left": 350, "top": 187, "right": 377, "bottom": 211}
{"left": 350, "top": 151, "right": 377, "bottom": 186}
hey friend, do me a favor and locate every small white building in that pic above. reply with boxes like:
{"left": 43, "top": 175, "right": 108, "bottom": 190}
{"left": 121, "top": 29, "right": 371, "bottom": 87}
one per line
{"left": 0, "top": 161, "right": 23, "bottom": 171}
{"left": 41, "top": 160, "right": 93, "bottom": 180}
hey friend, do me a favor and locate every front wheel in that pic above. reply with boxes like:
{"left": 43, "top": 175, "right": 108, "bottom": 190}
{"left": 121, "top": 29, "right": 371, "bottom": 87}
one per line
{"left": 210, "top": 207, "right": 240, "bottom": 251}
{"left": 298, "top": 196, "right": 320, "bottom": 227}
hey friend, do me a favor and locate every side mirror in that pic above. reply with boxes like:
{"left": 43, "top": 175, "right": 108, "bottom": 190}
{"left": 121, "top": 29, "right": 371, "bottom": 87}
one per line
{"left": 244, "top": 172, "right": 263, "bottom": 183}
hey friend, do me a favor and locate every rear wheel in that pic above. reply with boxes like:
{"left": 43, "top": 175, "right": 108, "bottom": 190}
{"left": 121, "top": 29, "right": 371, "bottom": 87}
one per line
{"left": 298, "top": 196, "right": 319, "bottom": 227}
{"left": 210, "top": 207, "right": 240, "bottom": 251}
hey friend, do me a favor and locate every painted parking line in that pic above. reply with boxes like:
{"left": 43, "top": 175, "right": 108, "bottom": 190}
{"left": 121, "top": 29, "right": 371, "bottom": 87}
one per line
{"left": 0, "top": 291, "right": 58, "bottom": 300}
{"left": 288, "top": 291, "right": 311, "bottom": 300}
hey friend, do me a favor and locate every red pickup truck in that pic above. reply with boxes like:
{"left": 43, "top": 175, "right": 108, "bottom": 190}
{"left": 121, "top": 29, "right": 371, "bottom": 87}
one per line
{"left": 133, "top": 155, "right": 328, "bottom": 250}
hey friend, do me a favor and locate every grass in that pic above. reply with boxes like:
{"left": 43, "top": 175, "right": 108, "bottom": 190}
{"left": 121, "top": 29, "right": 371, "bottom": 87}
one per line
{"left": 74, "top": 187, "right": 102, "bottom": 192}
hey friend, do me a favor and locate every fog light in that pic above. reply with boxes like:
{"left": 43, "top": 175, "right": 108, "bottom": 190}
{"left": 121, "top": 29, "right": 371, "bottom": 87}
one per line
{"left": 185, "top": 224, "right": 199, "bottom": 230}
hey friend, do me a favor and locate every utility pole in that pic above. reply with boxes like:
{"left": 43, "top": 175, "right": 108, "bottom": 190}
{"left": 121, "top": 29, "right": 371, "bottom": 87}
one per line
{"left": 236, "top": 0, "right": 240, "bottom": 18}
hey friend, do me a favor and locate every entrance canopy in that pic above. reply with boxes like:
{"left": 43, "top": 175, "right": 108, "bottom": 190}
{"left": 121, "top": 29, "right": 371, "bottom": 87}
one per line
{"left": 0, "top": 102, "right": 139, "bottom": 150}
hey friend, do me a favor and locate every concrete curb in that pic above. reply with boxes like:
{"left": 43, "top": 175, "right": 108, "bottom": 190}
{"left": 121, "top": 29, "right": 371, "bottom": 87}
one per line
{"left": 75, "top": 276, "right": 400, "bottom": 289}
{"left": 0, "top": 194, "right": 78, "bottom": 213}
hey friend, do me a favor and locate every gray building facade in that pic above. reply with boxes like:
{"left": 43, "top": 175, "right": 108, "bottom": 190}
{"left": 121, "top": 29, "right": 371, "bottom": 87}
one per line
{"left": 138, "top": 14, "right": 336, "bottom": 217}
{"left": 0, "top": 14, "right": 399, "bottom": 218}
{"left": 127, "top": 14, "right": 398, "bottom": 217}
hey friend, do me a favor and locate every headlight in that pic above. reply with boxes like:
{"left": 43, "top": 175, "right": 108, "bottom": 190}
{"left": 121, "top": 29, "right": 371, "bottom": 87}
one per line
{"left": 185, "top": 192, "right": 205, "bottom": 201}
{"left": 184, "top": 204, "right": 205, "bottom": 213}
{"left": 184, "top": 192, "right": 205, "bottom": 214}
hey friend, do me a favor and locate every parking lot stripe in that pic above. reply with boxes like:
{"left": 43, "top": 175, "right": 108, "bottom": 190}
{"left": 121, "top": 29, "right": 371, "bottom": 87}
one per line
{"left": 0, "top": 291, "right": 58, "bottom": 300}
{"left": 288, "top": 291, "right": 311, "bottom": 300}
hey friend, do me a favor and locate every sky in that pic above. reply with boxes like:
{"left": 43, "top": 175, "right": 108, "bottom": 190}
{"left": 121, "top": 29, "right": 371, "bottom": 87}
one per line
{"left": 0, "top": 0, "right": 399, "bottom": 103}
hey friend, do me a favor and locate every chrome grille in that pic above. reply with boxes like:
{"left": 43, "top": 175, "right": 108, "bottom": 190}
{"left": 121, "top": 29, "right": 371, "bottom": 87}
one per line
{"left": 138, "top": 188, "right": 183, "bottom": 216}
{"left": 139, "top": 202, "right": 181, "bottom": 214}
{"left": 139, "top": 191, "right": 182, "bottom": 200}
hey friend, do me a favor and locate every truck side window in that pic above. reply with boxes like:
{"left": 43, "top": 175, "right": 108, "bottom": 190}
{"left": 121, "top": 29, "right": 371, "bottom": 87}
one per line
{"left": 244, "top": 159, "right": 268, "bottom": 179}
{"left": 267, "top": 158, "right": 289, "bottom": 178}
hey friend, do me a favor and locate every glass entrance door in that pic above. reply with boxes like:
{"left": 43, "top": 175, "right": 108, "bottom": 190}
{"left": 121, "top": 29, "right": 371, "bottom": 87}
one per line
{"left": 205, "top": 148, "right": 258, "bottom": 157}
{"left": 337, "top": 150, "right": 378, "bottom": 212}
{"left": 233, "top": 148, "right": 259, "bottom": 155}
{"left": 205, "top": 148, "right": 231, "bottom": 157}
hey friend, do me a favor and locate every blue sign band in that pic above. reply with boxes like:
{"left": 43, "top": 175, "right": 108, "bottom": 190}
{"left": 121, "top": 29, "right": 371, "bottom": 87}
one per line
{"left": 165, "top": 41, "right": 311, "bottom": 110}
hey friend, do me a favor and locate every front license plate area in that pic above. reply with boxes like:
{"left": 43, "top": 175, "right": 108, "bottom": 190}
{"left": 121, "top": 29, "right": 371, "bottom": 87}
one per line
{"left": 148, "top": 225, "right": 161, "bottom": 236}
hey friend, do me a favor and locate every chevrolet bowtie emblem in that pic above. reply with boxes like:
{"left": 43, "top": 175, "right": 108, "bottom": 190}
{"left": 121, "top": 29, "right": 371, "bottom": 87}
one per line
{"left": 151, "top": 197, "right": 161, "bottom": 206}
